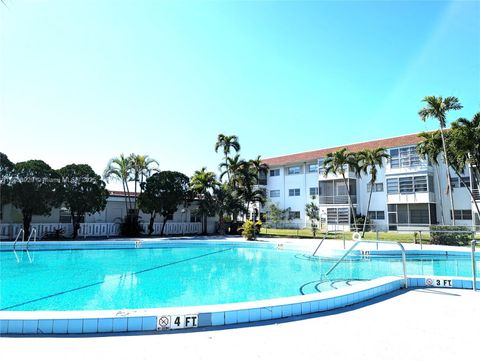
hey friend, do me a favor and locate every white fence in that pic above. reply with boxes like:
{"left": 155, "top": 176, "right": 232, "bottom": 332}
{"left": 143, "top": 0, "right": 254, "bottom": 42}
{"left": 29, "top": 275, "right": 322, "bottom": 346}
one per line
{"left": 0, "top": 222, "right": 202, "bottom": 240}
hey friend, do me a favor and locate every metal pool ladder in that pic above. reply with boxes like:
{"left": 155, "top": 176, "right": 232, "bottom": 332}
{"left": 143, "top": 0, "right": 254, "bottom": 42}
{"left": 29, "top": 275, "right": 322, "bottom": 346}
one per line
{"left": 312, "top": 232, "right": 329, "bottom": 256}
{"left": 13, "top": 228, "right": 25, "bottom": 250}
{"left": 325, "top": 240, "right": 408, "bottom": 288}
{"left": 26, "top": 228, "right": 37, "bottom": 250}
{"left": 13, "top": 228, "right": 37, "bottom": 251}
{"left": 472, "top": 240, "right": 478, "bottom": 292}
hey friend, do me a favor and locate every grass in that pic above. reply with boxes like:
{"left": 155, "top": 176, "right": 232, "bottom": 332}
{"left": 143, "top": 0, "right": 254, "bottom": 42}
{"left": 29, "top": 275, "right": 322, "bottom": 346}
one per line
{"left": 259, "top": 227, "right": 431, "bottom": 244}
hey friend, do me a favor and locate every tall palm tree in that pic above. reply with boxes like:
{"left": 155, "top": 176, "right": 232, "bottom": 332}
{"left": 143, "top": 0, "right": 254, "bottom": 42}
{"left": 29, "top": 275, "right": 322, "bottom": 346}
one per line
{"left": 449, "top": 113, "right": 480, "bottom": 220}
{"left": 323, "top": 148, "right": 360, "bottom": 231}
{"left": 357, "top": 147, "right": 389, "bottom": 236}
{"left": 417, "top": 131, "right": 446, "bottom": 224}
{"left": 250, "top": 155, "right": 269, "bottom": 184}
{"left": 215, "top": 134, "right": 241, "bottom": 182}
{"left": 213, "top": 183, "right": 244, "bottom": 235}
{"left": 128, "top": 154, "right": 159, "bottom": 209}
{"left": 419, "top": 96, "right": 463, "bottom": 225}
{"left": 190, "top": 167, "right": 219, "bottom": 234}
{"left": 103, "top": 154, "right": 132, "bottom": 214}
{"left": 219, "top": 154, "right": 246, "bottom": 184}
{"left": 451, "top": 112, "right": 480, "bottom": 182}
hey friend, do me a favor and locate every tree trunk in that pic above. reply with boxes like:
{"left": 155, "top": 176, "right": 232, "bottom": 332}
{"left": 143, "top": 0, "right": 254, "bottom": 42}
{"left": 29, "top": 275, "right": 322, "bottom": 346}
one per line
{"left": 202, "top": 214, "right": 207, "bottom": 235}
{"left": 218, "top": 211, "right": 225, "bottom": 235}
{"left": 342, "top": 174, "right": 358, "bottom": 231}
{"left": 439, "top": 125, "right": 456, "bottom": 225}
{"left": 22, "top": 210, "right": 32, "bottom": 242}
{"left": 434, "top": 164, "right": 446, "bottom": 224}
{"left": 134, "top": 171, "right": 138, "bottom": 210}
{"left": 122, "top": 183, "right": 128, "bottom": 216}
{"left": 71, "top": 211, "right": 80, "bottom": 239}
{"left": 160, "top": 217, "right": 168, "bottom": 237}
{"left": 362, "top": 185, "right": 374, "bottom": 237}
{"left": 148, "top": 212, "right": 155, "bottom": 236}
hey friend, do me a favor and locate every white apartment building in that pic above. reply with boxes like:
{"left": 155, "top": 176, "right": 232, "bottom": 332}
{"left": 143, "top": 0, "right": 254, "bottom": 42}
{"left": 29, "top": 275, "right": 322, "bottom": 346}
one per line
{"left": 261, "top": 133, "right": 480, "bottom": 231}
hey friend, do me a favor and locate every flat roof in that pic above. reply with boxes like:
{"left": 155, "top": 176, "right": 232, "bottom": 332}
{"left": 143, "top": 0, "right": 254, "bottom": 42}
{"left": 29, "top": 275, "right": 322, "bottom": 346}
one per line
{"left": 263, "top": 133, "right": 423, "bottom": 166}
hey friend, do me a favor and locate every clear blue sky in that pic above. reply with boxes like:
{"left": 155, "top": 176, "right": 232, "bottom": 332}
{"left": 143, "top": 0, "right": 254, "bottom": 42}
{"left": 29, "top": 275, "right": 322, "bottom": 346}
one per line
{"left": 1, "top": 0, "right": 479, "bottom": 190}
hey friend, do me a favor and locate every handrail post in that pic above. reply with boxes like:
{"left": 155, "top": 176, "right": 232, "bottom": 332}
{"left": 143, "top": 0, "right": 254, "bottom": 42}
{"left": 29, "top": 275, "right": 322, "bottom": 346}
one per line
{"left": 325, "top": 240, "right": 408, "bottom": 289}
{"left": 472, "top": 240, "right": 477, "bottom": 292}
{"left": 13, "top": 228, "right": 25, "bottom": 250}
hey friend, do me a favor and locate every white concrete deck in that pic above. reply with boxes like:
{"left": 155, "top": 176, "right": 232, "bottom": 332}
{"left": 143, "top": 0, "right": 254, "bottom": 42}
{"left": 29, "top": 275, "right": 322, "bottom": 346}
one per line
{"left": 1, "top": 288, "right": 479, "bottom": 361}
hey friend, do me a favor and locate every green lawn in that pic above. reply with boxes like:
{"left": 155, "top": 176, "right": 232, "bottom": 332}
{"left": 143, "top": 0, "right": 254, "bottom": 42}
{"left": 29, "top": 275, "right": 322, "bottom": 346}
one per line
{"left": 259, "top": 227, "right": 430, "bottom": 244}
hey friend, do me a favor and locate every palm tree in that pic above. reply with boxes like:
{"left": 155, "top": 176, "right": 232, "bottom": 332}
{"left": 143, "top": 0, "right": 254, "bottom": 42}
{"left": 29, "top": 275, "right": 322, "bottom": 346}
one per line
{"left": 219, "top": 154, "right": 246, "bottom": 184}
{"left": 419, "top": 96, "right": 463, "bottom": 225}
{"left": 215, "top": 134, "right": 241, "bottom": 182}
{"left": 213, "top": 183, "right": 244, "bottom": 235}
{"left": 417, "top": 131, "right": 446, "bottom": 224}
{"left": 250, "top": 155, "right": 269, "bottom": 184}
{"left": 236, "top": 160, "right": 267, "bottom": 217}
{"left": 357, "top": 147, "right": 389, "bottom": 237}
{"left": 190, "top": 167, "right": 219, "bottom": 234}
{"left": 451, "top": 112, "right": 480, "bottom": 182}
{"left": 449, "top": 113, "right": 480, "bottom": 220}
{"left": 323, "top": 148, "right": 360, "bottom": 231}
{"left": 103, "top": 154, "right": 132, "bottom": 214}
{"left": 128, "top": 154, "right": 159, "bottom": 209}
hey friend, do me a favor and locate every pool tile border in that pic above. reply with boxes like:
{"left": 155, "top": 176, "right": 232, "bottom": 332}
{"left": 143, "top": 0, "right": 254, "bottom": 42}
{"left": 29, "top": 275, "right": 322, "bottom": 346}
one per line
{"left": 1, "top": 275, "right": 478, "bottom": 336}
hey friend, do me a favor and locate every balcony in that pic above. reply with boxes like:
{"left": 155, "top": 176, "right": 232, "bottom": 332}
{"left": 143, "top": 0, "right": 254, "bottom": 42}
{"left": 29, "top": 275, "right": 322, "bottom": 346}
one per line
{"left": 318, "top": 195, "right": 357, "bottom": 205}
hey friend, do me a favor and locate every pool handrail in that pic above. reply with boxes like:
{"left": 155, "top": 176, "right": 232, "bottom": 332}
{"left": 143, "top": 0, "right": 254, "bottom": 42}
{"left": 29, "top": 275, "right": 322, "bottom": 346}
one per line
{"left": 26, "top": 228, "right": 37, "bottom": 250}
{"left": 312, "top": 231, "right": 329, "bottom": 256}
{"left": 472, "top": 240, "right": 477, "bottom": 292}
{"left": 325, "top": 240, "right": 408, "bottom": 288}
{"left": 13, "top": 228, "right": 25, "bottom": 250}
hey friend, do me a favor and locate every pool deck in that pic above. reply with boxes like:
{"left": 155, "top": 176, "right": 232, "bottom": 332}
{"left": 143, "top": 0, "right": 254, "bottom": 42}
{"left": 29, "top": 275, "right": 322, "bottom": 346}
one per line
{"left": 1, "top": 287, "right": 478, "bottom": 361}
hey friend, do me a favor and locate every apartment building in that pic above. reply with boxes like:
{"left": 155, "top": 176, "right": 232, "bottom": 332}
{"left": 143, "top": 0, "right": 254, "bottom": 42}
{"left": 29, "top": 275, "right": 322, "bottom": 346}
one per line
{"left": 262, "top": 133, "right": 480, "bottom": 231}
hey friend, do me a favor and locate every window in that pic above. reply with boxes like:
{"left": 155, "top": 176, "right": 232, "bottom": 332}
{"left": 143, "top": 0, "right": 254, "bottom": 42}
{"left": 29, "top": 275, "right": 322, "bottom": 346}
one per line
{"left": 288, "top": 211, "right": 301, "bottom": 219}
{"left": 389, "top": 146, "right": 421, "bottom": 169}
{"left": 367, "top": 183, "right": 384, "bottom": 192}
{"left": 414, "top": 176, "right": 427, "bottom": 192}
{"left": 289, "top": 188, "right": 300, "bottom": 196}
{"left": 326, "top": 207, "right": 349, "bottom": 224}
{"left": 399, "top": 177, "right": 413, "bottom": 193}
{"left": 368, "top": 211, "right": 385, "bottom": 220}
{"left": 270, "top": 190, "right": 280, "bottom": 198}
{"left": 287, "top": 166, "right": 301, "bottom": 175}
{"left": 318, "top": 159, "right": 324, "bottom": 172}
{"left": 388, "top": 203, "right": 430, "bottom": 225}
{"left": 308, "top": 164, "right": 318, "bottom": 173}
{"left": 309, "top": 187, "right": 319, "bottom": 196}
{"left": 451, "top": 210, "right": 472, "bottom": 220}
{"left": 269, "top": 169, "right": 280, "bottom": 177}
{"left": 165, "top": 214, "right": 173, "bottom": 221}
{"left": 387, "top": 178, "right": 399, "bottom": 194}
{"left": 190, "top": 214, "right": 201, "bottom": 222}
{"left": 451, "top": 177, "right": 471, "bottom": 188}
{"left": 387, "top": 176, "right": 428, "bottom": 194}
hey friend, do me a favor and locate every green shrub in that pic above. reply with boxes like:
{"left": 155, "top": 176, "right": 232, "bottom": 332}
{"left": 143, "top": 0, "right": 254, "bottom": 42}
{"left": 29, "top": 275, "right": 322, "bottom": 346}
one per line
{"left": 430, "top": 225, "right": 474, "bottom": 246}
{"left": 239, "top": 220, "right": 256, "bottom": 240}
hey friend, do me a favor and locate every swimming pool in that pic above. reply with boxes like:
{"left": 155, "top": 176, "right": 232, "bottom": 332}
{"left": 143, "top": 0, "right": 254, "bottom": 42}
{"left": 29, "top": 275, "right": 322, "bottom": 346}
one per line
{"left": 1, "top": 240, "right": 477, "bottom": 312}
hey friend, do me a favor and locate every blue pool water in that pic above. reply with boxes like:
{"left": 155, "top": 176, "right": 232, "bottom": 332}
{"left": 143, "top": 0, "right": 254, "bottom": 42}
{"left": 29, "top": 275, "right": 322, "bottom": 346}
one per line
{"left": 0, "top": 243, "right": 477, "bottom": 311}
